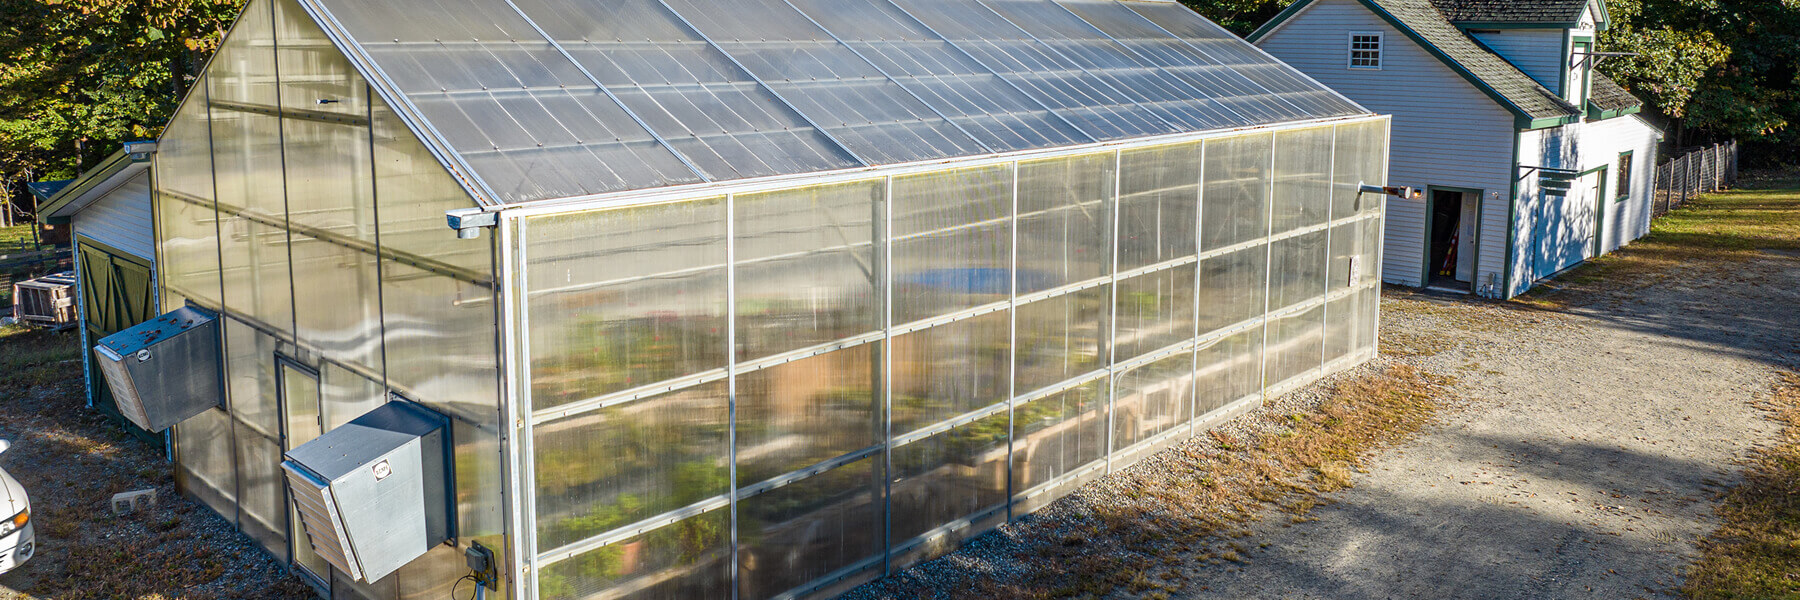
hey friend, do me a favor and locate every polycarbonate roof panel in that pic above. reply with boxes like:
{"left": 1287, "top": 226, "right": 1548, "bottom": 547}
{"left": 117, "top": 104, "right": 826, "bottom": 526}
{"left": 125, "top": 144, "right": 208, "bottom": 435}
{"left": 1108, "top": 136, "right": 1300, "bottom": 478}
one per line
{"left": 509, "top": 0, "right": 862, "bottom": 181}
{"left": 977, "top": 0, "right": 1251, "bottom": 130}
{"left": 315, "top": 0, "right": 706, "bottom": 203}
{"left": 1126, "top": 1, "right": 1366, "bottom": 118}
{"left": 786, "top": 0, "right": 1094, "bottom": 152}
{"left": 661, "top": 0, "right": 990, "bottom": 164}
{"left": 307, "top": 0, "right": 1366, "bottom": 204}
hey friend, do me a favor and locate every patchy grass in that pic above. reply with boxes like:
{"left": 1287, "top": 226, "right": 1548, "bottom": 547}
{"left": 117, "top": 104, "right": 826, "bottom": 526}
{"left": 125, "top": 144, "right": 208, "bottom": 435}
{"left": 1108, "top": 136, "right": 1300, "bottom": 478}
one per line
{"left": 1522, "top": 168, "right": 1800, "bottom": 307}
{"left": 0, "top": 325, "right": 313, "bottom": 599}
{"left": 0, "top": 225, "right": 42, "bottom": 257}
{"left": 1683, "top": 372, "right": 1800, "bottom": 599}
{"left": 952, "top": 363, "right": 1451, "bottom": 599}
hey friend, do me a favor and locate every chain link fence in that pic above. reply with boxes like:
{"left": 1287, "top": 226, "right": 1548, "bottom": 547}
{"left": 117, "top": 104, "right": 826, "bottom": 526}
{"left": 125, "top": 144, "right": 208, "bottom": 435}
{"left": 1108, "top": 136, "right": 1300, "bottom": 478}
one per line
{"left": 1653, "top": 141, "right": 1739, "bottom": 217}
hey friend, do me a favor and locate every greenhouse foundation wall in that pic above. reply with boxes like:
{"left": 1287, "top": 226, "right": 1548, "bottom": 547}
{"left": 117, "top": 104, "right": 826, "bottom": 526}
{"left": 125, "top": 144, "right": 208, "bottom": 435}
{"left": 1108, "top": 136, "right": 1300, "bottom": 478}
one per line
{"left": 502, "top": 116, "right": 1390, "bottom": 600}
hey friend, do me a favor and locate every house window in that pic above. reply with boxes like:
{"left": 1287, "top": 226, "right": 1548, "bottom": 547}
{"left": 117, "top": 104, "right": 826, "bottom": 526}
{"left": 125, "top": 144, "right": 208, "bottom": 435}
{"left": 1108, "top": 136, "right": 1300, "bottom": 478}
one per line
{"left": 1349, "top": 33, "right": 1382, "bottom": 69}
{"left": 1616, "top": 152, "right": 1633, "bottom": 200}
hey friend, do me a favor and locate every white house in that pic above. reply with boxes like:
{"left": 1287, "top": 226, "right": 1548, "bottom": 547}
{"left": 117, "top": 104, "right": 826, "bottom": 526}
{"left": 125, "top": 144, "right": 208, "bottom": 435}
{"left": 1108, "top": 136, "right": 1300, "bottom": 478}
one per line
{"left": 1251, "top": 0, "right": 1662, "bottom": 297}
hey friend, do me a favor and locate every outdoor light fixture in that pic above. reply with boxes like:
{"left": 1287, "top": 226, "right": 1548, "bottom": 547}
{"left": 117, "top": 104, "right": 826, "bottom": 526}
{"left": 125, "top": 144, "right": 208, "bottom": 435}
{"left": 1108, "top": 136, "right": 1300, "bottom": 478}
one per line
{"left": 1360, "top": 183, "right": 1422, "bottom": 199}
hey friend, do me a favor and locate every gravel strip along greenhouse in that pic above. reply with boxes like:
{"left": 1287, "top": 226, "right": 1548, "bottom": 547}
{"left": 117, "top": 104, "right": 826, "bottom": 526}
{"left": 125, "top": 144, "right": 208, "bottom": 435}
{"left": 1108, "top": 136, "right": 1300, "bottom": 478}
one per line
{"left": 127, "top": 0, "right": 1394, "bottom": 598}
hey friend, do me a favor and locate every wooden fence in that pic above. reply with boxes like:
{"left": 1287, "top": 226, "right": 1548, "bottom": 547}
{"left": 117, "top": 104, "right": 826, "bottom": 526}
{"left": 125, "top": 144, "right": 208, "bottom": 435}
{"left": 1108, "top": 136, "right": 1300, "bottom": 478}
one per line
{"left": 1653, "top": 141, "right": 1739, "bottom": 217}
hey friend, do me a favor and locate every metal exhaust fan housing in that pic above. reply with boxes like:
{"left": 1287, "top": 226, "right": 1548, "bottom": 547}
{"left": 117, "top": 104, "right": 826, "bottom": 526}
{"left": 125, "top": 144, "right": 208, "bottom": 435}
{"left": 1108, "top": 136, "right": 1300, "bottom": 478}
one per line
{"left": 280, "top": 400, "right": 452, "bottom": 583}
{"left": 91, "top": 306, "right": 223, "bottom": 432}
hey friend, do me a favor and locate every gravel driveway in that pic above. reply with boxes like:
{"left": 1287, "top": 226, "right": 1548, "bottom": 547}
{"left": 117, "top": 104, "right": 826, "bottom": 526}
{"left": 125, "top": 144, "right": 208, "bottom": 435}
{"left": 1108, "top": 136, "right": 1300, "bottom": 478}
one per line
{"left": 1182, "top": 250, "right": 1800, "bottom": 599}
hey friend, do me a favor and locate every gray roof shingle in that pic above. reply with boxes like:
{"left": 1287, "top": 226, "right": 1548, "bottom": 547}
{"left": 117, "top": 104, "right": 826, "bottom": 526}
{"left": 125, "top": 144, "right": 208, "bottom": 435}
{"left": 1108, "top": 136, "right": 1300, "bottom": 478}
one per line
{"left": 1588, "top": 73, "right": 1644, "bottom": 112}
{"left": 1428, "top": 0, "right": 1590, "bottom": 24}
{"left": 1369, "top": 0, "right": 1581, "bottom": 121}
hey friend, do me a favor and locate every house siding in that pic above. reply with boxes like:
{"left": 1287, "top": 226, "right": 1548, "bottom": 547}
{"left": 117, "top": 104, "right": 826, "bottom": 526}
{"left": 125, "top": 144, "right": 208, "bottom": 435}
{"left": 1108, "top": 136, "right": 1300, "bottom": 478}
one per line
{"left": 71, "top": 171, "right": 156, "bottom": 262}
{"left": 1509, "top": 114, "right": 1660, "bottom": 295}
{"left": 1468, "top": 30, "right": 1565, "bottom": 92}
{"left": 1258, "top": 0, "right": 1517, "bottom": 292}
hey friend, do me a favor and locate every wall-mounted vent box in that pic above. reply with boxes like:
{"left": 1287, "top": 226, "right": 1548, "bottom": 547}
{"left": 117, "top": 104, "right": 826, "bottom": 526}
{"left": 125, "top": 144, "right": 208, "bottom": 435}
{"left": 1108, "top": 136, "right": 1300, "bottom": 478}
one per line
{"left": 281, "top": 400, "right": 451, "bottom": 583}
{"left": 92, "top": 306, "right": 222, "bottom": 432}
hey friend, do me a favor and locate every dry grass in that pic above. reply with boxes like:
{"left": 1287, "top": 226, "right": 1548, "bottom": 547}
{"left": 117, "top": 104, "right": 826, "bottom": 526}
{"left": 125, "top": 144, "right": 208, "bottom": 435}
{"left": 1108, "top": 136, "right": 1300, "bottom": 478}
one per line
{"left": 1682, "top": 372, "right": 1800, "bottom": 599}
{"left": 1521, "top": 168, "right": 1800, "bottom": 307}
{"left": 957, "top": 363, "right": 1451, "bottom": 599}
{"left": 0, "top": 325, "right": 312, "bottom": 599}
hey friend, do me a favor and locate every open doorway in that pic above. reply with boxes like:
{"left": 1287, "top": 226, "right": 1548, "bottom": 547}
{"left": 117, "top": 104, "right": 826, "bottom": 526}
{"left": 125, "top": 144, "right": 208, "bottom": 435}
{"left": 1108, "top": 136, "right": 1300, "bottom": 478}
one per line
{"left": 1426, "top": 188, "right": 1479, "bottom": 293}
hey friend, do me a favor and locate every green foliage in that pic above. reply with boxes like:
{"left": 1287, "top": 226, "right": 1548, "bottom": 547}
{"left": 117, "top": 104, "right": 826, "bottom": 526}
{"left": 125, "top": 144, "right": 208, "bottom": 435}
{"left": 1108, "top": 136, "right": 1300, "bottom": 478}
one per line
{"left": 0, "top": 0, "right": 243, "bottom": 205}
{"left": 1180, "top": 0, "right": 1295, "bottom": 36}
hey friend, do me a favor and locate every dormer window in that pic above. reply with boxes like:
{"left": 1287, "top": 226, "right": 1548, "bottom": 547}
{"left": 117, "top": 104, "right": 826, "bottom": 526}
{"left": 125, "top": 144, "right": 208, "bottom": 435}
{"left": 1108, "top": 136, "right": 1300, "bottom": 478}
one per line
{"left": 1349, "top": 33, "right": 1382, "bottom": 69}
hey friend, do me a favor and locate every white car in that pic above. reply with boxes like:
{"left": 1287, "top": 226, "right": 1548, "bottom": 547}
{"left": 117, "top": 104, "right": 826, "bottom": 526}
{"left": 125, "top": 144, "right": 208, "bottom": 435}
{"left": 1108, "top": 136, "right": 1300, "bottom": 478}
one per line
{"left": 0, "top": 440, "right": 33, "bottom": 574}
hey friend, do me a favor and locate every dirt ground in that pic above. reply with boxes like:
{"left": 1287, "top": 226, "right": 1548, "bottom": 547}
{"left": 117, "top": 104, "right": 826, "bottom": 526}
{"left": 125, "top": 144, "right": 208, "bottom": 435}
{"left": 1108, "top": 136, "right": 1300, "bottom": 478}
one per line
{"left": 1178, "top": 254, "right": 1799, "bottom": 598}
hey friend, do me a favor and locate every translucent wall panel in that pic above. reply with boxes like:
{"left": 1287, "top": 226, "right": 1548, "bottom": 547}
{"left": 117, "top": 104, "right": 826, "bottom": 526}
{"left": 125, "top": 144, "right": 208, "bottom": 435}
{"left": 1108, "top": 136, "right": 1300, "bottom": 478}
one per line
{"left": 735, "top": 181, "right": 881, "bottom": 361}
{"left": 1272, "top": 126, "right": 1333, "bottom": 234}
{"left": 1112, "top": 352, "right": 1194, "bottom": 450}
{"left": 1113, "top": 264, "right": 1195, "bottom": 362}
{"left": 661, "top": 0, "right": 985, "bottom": 165}
{"left": 1017, "top": 155, "right": 1113, "bottom": 290}
{"left": 535, "top": 382, "right": 729, "bottom": 549}
{"left": 1323, "top": 292, "right": 1359, "bottom": 366}
{"left": 736, "top": 346, "right": 880, "bottom": 483}
{"left": 1268, "top": 230, "right": 1327, "bottom": 312}
{"left": 1197, "top": 244, "right": 1267, "bottom": 335}
{"left": 526, "top": 199, "right": 727, "bottom": 410}
{"left": 235, "top": 422, "right": 289, "bottom": 562}
{"left": 1055, "top": 0, "right": 1305, "bottom": 124}
{"left": 225, "top": 318, "right": 282, "bottom": 440}
{"left": 891, "top": 311, "right": 1009, "bottom": 435}
{"left": 1201, "top": 133, "right": 1273, "bottom": 250}
{"left": 210, "top": 0, "right": 294, "bottom": 334}
{"left": 891, "top": 166, "right": 1012, "bottom": 324}
{"left": 1194, "top": 329, "right": 1262, "bottom": 417}
{"left": 1011, "top": 380, "right": 1106, "bottom": 493}
{"left": 1119, "top": 143, "right": 1200, "bottom": 270}
{"left": 1014, "top": 286, "right": 1108, "bottom": 394}
{"left": 978, "top": 0, "right": 1247, "bottom": 131}
{"left": 153, "top": 87, "right": 222, "bottom": 311}
{"left": 1267, "top": 304, "right": 1324, "bottom": 388}
{"left": 738, "top": 458, "right": 883, "bottom": 600}
{"left": 1126, "top": 1, "right": 1365, "bottom": 117}
{"left": 1329, "top": 221, "right": 1368, "bottom": 293}
{"left": 317, "top": 0, "right": 704, "bottom": 203}
{"left": 787, "top": 0, "right": 1092, "bottom": 151}
{"left": 1333, "top": 121, "right": 1389, "bottom": 220}
{"left": 889, "top": 411, "right": 1009, "bottom": 543}
{"left": 509, "top": 0, "right": 860, "bottom": 181}
{"left": 174, "top": 408, "right": 237, "bottom": 524}
{"left": 538, "top": 508, "right": 730, "bottom": 600}
{"left": 276, "top": 0, "right": 384, "bottom": 372}
{"left": 892, "top": 0, "right": 1185, "bottom": 140}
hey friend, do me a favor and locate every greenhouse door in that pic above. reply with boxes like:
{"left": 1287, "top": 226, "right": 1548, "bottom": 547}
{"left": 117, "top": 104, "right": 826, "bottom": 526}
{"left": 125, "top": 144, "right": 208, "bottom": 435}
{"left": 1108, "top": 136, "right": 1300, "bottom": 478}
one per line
{"left": 277, "top": 359, "right": 332, "bottom": 585}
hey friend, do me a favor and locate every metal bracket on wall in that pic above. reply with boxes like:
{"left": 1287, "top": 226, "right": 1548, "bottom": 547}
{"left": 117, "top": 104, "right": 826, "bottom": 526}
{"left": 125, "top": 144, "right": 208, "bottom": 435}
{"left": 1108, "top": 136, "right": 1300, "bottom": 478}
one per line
{"left": 446, "top": 209, "right": 500, "bottom": 240}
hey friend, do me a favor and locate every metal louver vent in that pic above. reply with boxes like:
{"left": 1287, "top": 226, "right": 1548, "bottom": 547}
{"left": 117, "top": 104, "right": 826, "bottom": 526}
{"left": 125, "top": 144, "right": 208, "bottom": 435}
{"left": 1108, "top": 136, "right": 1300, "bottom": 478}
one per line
{"left": 280, "top": 463, "right": 362, "bottom": 581}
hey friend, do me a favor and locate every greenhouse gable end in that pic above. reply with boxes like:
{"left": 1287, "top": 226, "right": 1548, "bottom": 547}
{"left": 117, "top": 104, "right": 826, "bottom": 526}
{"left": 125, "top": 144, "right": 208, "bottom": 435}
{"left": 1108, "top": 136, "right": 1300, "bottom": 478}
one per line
{"left": 141, "top": 0, "right": 1393, "bottom": 598}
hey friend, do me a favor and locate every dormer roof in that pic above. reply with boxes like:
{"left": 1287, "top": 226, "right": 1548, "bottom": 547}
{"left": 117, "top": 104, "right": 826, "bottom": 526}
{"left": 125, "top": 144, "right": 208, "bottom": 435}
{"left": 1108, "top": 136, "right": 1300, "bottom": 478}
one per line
{"left": 1427, "top": 0, "right": 1604, "bottom": 28}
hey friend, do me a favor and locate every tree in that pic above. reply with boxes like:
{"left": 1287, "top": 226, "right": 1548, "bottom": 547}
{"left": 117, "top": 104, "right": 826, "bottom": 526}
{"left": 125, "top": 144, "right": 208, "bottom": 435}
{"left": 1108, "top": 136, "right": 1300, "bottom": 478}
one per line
{"left": 0, "top": 0, "right": 242, "bottom": 216}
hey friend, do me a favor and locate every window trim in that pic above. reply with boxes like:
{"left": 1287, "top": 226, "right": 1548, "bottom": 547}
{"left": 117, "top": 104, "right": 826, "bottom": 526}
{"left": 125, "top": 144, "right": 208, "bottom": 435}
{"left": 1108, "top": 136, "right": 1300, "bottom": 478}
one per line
{"left": 1615, "top": 151, "right": 1634, "bottom": 202}
{"left": 1348, "top": 32, "right": 1383, "bottom": 70}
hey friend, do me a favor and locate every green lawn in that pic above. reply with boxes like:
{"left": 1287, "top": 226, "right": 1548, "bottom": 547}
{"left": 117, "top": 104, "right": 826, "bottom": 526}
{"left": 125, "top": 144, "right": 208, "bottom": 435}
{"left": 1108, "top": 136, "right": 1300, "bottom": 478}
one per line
{"left": 0, "top": 223, "right": 44, "bottom": 256}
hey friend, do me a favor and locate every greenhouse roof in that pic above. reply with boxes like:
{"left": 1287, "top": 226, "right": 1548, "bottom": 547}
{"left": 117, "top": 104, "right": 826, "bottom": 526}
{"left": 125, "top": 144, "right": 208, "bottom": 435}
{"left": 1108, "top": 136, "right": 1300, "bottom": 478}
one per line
{"left": 302, "top": 0, "right": 1367, "bottom": 206}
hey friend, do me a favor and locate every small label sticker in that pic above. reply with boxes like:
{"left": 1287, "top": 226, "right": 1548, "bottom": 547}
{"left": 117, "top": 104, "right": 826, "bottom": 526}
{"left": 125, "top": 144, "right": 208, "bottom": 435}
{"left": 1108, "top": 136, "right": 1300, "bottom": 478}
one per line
{"left": 135, "top": 349, "right": 152, "bottom": 362}
{"left": 372, "top": 460, "right": 392, "bottom": 481}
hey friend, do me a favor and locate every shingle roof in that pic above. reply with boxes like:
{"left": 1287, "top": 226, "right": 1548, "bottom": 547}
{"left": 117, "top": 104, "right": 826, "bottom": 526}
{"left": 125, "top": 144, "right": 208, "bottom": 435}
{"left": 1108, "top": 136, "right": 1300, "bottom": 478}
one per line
{"left": 1428, "top": 0, "right": 1590, "bottom": 24}
{"left": 1367, "top": 0, "right": 1581, "bottom": 122}
{"left": 1588, "top": 72, "right": 1643, "bottom": 112}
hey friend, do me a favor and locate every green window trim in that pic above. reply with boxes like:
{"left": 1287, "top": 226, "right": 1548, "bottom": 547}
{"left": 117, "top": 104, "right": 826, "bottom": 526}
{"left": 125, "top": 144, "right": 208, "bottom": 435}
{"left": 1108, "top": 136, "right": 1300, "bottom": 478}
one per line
{"left": 1615, "top": 151, "right": 1634, "bottom": 201}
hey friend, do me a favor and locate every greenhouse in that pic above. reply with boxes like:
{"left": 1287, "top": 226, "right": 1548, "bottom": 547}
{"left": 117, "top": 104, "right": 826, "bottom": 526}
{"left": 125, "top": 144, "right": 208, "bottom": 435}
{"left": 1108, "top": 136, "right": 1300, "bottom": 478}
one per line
{"left": 138, "top": 0, "right": 1392, "bottom": 598}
